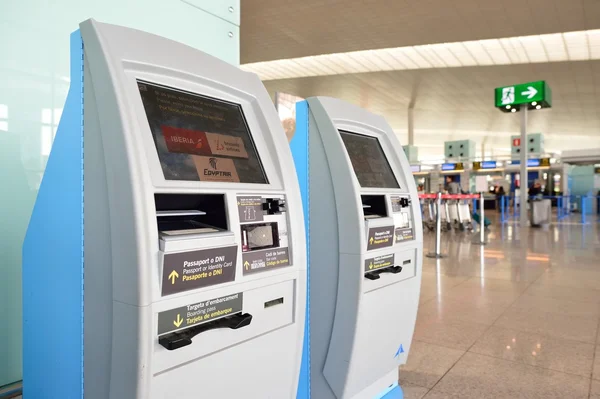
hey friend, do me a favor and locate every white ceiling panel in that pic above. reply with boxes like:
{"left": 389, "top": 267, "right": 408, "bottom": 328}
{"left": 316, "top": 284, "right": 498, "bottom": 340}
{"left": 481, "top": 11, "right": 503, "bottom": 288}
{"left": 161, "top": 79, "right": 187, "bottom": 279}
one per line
{"left": 241, "top": 0, "right": 595, "bottom": 63}
{"left": 264, "top": 61, "right": 600, "bottom": 158}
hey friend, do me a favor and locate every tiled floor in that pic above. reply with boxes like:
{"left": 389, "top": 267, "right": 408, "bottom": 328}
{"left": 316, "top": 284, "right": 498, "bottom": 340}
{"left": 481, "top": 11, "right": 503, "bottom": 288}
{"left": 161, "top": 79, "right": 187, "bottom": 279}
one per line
{"left": 400, "top": 215, "right": 600, "bottom": 399}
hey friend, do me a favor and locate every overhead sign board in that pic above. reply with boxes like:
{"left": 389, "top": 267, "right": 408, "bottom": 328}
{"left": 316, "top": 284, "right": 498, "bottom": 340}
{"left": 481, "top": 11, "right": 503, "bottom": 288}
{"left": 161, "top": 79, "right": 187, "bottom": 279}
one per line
{"left": 473, "top": 161, "right": 497, "bottom": 170}
{"left": 441, "top": 162, "right": 464, "bottom": 171}
{"left": 495, "top": 81, "right": 552, "bottom": 112}
{"left": 510, "top": 158, "right": 551, "bottom": 167}
{"left": 410, "top": 165, "right": 421, "bottom": 173}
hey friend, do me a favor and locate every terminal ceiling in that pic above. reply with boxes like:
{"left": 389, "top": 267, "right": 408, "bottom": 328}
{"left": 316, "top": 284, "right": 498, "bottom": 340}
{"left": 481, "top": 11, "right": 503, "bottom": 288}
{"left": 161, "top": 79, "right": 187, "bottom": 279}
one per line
{"left": 241, "top": 0, "right": 600, "bottom": 159}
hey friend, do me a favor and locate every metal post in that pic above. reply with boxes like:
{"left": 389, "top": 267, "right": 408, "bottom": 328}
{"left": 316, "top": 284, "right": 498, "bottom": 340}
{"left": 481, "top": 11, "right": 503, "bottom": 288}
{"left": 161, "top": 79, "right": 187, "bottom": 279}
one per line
{"left": 408, "top": 105, "right": 415, "bottom": 146}
{"left": 501, "top": 195, "right": 505, "bottom": 223}
{"left": 426, "top": 192, "right": 445, "bottom": 258}
{"left": 444, "top": 201, "right": 450, "bottom": 230}
{"left": 558, "top": 196, "right": 563, "bottom": 220}
{"left": 520, "top": 103, "right": 528, "bottom": 228}
{"left": 582, "top": 196, "right": 587, "bottom": 224}
{"left": 474, "top": 192, "right": 487, "bottom": 245}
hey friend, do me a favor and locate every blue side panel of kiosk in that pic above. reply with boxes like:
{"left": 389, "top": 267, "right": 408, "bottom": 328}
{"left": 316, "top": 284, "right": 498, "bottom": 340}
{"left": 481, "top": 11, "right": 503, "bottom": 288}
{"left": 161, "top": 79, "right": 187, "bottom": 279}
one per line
{"left": 375, "top": 382, "right": 404, "bottom": 399}
{"left": 22, "top": 31, "right": 84, "bottom": 399}
{"left": 292, "top": 100, "right": 310, "bottom": 399}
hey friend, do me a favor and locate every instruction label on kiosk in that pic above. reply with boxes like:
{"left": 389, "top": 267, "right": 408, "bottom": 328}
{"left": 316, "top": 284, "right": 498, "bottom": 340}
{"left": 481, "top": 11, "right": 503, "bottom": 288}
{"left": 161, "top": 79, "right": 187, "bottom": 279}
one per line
{"left": 237, "top": 196, "right": 264, "bottom": 222}
{"left": 367, "top": 226, "right": 394, "bottom": 250}
{"left": 390, "top": 196, "right": 402, "bottom": 213}
{"left": 157, "top": 292, "right": 243, "bottom": 335}
{"left": 364, "top": 253, "right": 395, "bottom": 272}
{"left": 162, "top": 246, "right": 237, "bottom": 296}
{"left": 395, "top": 227, "right": 414, "bottom": 243}
{"left": 243, "top": 248, "right": 290, "bottom": 275}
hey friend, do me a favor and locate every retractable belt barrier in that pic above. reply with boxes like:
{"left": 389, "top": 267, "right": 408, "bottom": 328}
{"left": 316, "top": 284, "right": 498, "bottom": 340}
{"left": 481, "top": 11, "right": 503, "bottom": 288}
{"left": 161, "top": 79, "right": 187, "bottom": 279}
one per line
{"left": 419, "top": 193, "right": 480, "bottom": 233}
{"left": 422, "top": 192, "right": 488, "bottom": 257}
{"left": 419, "top": 193, "right": 480, "bottom": 200}
{"left": 499, "top": 195, "right": 599, "bottom": 225}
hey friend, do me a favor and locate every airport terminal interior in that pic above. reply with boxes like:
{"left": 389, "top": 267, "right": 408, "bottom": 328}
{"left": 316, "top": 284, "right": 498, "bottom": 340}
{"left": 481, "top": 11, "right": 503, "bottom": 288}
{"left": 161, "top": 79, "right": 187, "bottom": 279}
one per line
{"left": 1, "top": 1, "right": 600, "bottom": 398}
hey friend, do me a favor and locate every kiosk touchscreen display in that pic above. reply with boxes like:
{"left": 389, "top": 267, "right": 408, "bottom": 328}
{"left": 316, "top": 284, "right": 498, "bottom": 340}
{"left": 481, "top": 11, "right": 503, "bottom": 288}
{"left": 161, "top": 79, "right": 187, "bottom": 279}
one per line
{"left": 137, "top": 80, "right": 268, "bottom": 184}
{"left": 339, "top": 130, "right": 400, "bottom": 189}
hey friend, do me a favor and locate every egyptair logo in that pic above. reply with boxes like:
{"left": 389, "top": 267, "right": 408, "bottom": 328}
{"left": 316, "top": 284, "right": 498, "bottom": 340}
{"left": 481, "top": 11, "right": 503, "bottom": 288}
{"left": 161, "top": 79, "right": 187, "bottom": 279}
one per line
{"left": 209, "top": 157, "right": 218, "bottom": 169}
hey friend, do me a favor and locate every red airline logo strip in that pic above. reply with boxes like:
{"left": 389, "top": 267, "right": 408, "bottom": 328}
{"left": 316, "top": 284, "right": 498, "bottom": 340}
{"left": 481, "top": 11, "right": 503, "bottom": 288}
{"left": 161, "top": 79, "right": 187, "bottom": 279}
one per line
{"left": 161, "top": 126, "right": 212, "bottom": 156}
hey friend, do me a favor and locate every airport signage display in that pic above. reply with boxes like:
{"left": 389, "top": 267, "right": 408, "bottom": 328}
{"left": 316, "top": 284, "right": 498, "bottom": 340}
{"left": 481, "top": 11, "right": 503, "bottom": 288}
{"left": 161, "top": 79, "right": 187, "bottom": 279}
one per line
{"left": 495, "top": 80, "right": 552, "bottom": 112}
{"left": 473, "top": 161, "right": 497, "bottom": 170}
{"left": 441, "top": 162, "right": 464, "bottom": 171}
{"left": 510, "top": 158, "right": 550, "bottom": 167}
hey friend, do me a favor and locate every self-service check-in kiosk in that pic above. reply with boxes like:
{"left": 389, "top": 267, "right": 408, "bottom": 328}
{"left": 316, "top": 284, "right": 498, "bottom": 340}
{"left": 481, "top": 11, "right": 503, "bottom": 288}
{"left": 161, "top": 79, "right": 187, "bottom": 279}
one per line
{"left": 23, "top": 19, "right": 306, "bottom": 399}
{"left": 291, "top": 97, "right": 422, "bottom": 399}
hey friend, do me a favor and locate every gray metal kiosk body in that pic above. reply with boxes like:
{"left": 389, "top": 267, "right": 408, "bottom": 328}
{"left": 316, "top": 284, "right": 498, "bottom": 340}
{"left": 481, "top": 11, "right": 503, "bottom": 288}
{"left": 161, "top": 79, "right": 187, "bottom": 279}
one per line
{"left": 81, "top": 20, "right": 306, "bottom": 399}
{"left": 304, "top": 97, "right": 423, "bottom": 399}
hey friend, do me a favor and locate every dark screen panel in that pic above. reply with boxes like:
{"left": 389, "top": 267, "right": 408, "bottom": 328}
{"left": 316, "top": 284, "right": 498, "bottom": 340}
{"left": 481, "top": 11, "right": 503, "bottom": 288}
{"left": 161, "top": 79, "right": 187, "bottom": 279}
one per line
{"left": 339, "top": 130, "right": 400, "bottom": 189}
{"left": 137, "top": 80, "right": 268, "bottom": 184}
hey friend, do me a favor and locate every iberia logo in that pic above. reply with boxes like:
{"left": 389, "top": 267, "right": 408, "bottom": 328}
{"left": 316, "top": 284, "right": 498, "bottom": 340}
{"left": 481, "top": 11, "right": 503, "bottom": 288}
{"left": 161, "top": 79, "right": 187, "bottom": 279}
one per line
{"left": 160, "top": 126, "right": 211, "bottom": 156}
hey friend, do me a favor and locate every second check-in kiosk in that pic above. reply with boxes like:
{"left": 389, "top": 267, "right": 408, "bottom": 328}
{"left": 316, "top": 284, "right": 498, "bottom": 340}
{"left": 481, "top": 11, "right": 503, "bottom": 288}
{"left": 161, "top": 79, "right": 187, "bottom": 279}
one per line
{"left": 24, "top": 19, "right": 306, "bottom": 399}
{"left": 292, "top": 97, "right": 423, "bottom": 399}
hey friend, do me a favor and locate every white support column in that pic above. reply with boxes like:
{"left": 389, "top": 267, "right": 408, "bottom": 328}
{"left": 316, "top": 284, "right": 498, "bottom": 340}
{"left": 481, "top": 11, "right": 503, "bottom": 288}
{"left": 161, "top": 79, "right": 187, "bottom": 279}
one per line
{"left": 408, "top": 105, "right": 415, "bottom": 146}
{"left": 520, "top": 104, "right": 528, "bottom": 228}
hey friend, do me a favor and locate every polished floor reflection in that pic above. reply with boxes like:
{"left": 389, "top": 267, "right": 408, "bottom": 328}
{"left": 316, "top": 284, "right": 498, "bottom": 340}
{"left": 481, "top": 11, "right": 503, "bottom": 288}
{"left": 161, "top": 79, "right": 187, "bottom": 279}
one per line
{"left": 400, "top": 216, "right": 600, "bottom": 399}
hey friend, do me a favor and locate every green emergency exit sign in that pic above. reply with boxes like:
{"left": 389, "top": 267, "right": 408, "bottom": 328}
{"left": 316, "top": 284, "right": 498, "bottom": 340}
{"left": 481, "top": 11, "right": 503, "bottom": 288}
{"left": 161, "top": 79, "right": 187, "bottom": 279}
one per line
{"left": 495, "top": 80, "right": 552, "bottom": 112}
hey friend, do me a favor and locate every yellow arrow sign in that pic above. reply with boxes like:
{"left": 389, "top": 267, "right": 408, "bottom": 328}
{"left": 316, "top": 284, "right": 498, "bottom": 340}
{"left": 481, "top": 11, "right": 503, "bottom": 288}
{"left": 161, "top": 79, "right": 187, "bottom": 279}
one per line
{"left": 168, "top": 270, "right": 179, "bottom": 285}
{"left": 173, "top": 314, "right": 183, "bottom": 328}
{"left": 244, "top": 260, "right": 250, "bottom": 270}
{"left": 369, "top": 237, "right": 374, "bottom": 245}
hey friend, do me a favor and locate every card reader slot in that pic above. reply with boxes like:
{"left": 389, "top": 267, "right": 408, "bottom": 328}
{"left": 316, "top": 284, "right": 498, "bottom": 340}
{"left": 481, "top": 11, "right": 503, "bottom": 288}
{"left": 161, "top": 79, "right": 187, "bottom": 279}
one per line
{"left": 264, "top": 297, "right": 284, "bottom": 308}
{"left": 364, "top": 265, "right": 402, "bottom": 280}
{"left": 158, "top": 313, "right": 253, "bottom": 351}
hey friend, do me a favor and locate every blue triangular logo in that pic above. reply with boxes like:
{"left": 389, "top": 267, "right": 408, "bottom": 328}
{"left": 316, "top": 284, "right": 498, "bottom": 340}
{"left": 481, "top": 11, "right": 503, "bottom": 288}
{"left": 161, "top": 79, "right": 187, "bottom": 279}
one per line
{"left": 394, "top": 344, "right": 405, "bottom": 358}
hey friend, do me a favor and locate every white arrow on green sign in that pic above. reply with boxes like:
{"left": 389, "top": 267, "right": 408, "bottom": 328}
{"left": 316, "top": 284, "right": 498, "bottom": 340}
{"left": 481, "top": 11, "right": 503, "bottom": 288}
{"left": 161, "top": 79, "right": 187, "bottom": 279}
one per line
{"left": 495, "top": 80, "right": 552, "bottom": 112}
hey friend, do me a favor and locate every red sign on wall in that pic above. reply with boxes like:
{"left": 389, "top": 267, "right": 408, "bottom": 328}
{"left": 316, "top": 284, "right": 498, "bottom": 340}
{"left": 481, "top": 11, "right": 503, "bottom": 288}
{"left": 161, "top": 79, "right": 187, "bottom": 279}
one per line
{"left": 513, "top": 138, "right": 521, "bottom": 147}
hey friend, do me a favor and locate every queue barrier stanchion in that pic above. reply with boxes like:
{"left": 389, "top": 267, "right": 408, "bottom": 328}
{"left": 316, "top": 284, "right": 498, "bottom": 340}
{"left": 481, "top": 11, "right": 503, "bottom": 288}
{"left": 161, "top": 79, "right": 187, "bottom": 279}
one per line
{"left": 426, "top": 192, "right": 445, "bottom": 259}
{"left": 557, "top": 196, "right": 562, "bottom": 221}
{"left": 474, "top": 192, "right": 487, "bottom": 245}
{"left": 501, "top": 195, "right": 506, "bottom": 224}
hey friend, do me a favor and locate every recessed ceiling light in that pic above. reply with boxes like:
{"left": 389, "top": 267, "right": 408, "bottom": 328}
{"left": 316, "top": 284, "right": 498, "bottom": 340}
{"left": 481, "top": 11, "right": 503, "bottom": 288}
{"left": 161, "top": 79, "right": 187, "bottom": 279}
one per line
{"left": 511, "top": 109, "right": 517, "bottom": 113}
{"left": 506, "top": 105, "right": 511, "bottom": 109}
{"left": 532, "top": 101, "right": 537, "bottom": 106}
{"left": 536, "top": 105, "right": 542, "bottom": 109}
